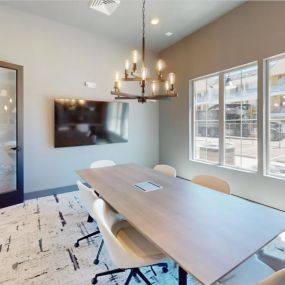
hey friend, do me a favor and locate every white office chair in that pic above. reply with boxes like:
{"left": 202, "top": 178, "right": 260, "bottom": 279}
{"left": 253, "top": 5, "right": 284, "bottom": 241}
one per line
{"left": 153, "top": 164, "right": 176, "bottom": 177}
{"left": 90, "top": 198, "right": 168, "bottom": 285}
{"left": 192, "top": 175, "right": 230, "bottom": 194}
{"left": 74, "top": 181, "right": 104, "bottom": 265}
{"left": 216, "top": 255, "right": 274, "bottom": 285}
{"left": 87, "top": 159, "right": 116, "bottom": 223}
{"left": 257, "top": 232, "right": 285, "bottom": 271}
{"left": 90, "top": 159, "right": 116, "bottom": 169}
{"left": 258, "top": 269, "right": 285, "bottom": 285}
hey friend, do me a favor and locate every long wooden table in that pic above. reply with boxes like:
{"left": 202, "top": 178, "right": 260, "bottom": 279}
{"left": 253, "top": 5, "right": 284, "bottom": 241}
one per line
{"left": 77, "top": 163, "right": 285, "bottom": 285}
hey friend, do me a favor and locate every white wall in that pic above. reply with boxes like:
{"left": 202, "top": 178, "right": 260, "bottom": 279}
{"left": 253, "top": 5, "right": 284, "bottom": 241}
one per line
{"left": 159, "top": 2, "right": 285, "bottom": 211}
{"left": 0, "top": 6, "right": 159, "bottom": 193}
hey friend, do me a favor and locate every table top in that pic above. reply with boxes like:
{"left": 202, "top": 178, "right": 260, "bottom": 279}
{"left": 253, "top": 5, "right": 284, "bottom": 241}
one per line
{"left": 77, "top": 163, "right": 285, "bottom": 285}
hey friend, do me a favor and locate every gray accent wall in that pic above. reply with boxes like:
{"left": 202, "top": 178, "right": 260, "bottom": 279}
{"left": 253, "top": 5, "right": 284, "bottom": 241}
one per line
{"left": 159, "top": 2, "right": 285, "bottom": 211}
{"left": 0, "top": 6, "right": 159, "bottom": 193}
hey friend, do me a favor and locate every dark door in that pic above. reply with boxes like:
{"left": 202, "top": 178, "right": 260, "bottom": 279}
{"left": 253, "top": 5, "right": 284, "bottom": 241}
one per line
{"left": 0, "top": 61, "right": 23, "bottom": 208}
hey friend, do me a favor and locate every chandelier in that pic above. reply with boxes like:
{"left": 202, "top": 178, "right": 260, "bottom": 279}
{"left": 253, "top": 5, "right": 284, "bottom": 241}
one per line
{"left": 111, "top": 0, "right": 177, "bottom": 103}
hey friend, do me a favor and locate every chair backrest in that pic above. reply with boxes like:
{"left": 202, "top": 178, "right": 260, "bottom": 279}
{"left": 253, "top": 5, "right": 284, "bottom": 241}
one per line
{"left": 90, "top": 160, "right": 116, "bottom": 169}
{"left": 153, "top": 164, "right": 176, "bottom": 177}
{"left": 92, "top": 199, "right": 130, "bottom": 268}
{"left": 192, "top": 175, "right": 230, "bottom": 194}
{"left": 77, "top": 181, "right": 98, "bottom": 215}
{"left": 257, "top": 269, "right": 285, "bottom": 285}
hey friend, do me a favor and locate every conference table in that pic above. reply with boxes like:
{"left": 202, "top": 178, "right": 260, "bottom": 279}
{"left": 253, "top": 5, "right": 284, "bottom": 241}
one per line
{"left": 77, "top": 163, "right": 285, "bottom": 285}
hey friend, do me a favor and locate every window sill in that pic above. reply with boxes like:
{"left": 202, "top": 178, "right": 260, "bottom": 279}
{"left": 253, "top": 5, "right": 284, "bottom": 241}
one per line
{"left": 264, "top": 173, "right": 285, "bottom": 181}
{"left": 189, "top": 158, "right": 258, "bottom": 174}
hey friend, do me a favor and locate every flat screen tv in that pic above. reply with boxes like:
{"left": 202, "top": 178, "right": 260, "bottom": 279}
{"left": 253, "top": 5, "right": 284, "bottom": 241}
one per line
{"left": 54, "top": 99, "right": 129, "bottom": 148}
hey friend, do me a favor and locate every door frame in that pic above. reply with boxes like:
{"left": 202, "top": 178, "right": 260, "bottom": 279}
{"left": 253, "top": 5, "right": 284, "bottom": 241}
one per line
{"left": 0, "top": 61, "right": 23, "bottom": 208}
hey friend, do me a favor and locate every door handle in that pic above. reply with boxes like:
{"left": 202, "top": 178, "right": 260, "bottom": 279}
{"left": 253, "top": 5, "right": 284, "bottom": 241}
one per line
{"left": 10, "top": 146, "right": 21, "bottom": 151}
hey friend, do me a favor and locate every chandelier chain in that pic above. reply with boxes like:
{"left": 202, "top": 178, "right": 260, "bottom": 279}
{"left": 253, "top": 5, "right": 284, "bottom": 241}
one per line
{"left": 142, "top": 0, "right": 145, "bottom": 39}
{"left": 142, "top": 0, "right": 146, "bottom": 65}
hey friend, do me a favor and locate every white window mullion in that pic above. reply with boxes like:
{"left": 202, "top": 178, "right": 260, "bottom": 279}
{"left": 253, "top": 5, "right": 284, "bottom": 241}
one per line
{"left": 219, "top": 73, "right": 225, "bottom": 166}
{"left": 189, "top": 80, "right": 195, "bottom": 160}
{"left": 260, "top": 59, "right": 266, "bottom": 175}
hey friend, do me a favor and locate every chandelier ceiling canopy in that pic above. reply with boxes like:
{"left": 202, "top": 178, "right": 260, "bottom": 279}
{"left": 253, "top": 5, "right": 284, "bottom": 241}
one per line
{"left": 111, "top": 0, "right": 178, "bottom": 103}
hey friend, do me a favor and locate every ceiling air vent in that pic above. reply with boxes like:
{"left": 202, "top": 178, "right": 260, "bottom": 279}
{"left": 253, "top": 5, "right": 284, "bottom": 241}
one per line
{"left": 89, "top": 0, "right": 120, "bottom": 16}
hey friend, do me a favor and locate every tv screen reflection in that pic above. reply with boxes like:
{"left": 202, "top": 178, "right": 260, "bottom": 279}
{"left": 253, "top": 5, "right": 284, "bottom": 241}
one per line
{"left": 54, "top": 99, "right": 129, "bottom": 148}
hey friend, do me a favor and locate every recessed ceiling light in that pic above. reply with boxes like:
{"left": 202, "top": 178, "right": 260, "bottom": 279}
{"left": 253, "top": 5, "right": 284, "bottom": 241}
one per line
{"left": 150, "top": 18, "right": 159, "bottom": 25}
{"left": 165, "top": 32, "right": 173, "bottom": 37}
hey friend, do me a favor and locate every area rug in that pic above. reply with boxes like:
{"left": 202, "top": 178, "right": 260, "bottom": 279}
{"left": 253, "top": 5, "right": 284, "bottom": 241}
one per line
{"left": 0, "top": 191, "right": 201, "bottom": 285}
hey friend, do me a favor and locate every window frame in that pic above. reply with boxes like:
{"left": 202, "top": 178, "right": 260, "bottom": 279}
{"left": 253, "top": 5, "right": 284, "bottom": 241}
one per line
{"left": 190, "top": 61, "right": 259, "bottom": 173}
{"left": 189, "top": 71, "right": 220, "bottom": 165}
{"left": 264, "top": 53, "right": 285, "bottom": 179}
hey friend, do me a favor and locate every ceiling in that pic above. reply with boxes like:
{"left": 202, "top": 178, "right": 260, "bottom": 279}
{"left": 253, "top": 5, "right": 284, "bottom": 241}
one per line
{"left": 1, "top": 0, "right": 244, "bottom": 52}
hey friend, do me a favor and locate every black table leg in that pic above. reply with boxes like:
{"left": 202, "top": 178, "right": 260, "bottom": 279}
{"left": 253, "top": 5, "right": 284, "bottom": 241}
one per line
{"left": 178, "top": 266, "right": 187, "bottom": 285}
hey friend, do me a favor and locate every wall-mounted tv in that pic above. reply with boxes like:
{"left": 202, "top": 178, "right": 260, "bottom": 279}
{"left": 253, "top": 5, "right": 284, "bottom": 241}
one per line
{"left": 54, "top": 99, "right": 129, "bottom": 148}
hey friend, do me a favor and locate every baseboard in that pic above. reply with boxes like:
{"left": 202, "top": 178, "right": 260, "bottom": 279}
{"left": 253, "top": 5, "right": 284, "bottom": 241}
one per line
{"left": 24, "top": 184, "right": 78, "bottom": 200}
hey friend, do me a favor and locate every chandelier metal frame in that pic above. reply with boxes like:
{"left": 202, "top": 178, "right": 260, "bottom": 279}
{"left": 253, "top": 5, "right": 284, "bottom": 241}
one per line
{"left": 111, "top": 0, "right": 177, "bottom": 103}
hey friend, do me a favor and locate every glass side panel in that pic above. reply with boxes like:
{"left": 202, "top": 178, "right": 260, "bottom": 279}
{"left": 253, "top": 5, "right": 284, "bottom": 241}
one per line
{"left": 0, "top": 67, "right": 17, "bottom": 194}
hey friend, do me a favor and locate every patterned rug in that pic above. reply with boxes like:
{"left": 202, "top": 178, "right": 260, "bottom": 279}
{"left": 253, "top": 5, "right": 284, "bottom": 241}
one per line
{"left": 0, "top": 192, "right": 201, "bottom": 285}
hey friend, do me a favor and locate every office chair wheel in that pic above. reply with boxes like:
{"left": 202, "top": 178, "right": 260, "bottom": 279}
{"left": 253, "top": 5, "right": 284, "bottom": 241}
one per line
{"left": 91, "top": 277, "right": 98, "bottom": 284}
{"left": 74, "top": 242, "right": 79, "bottom": 248}
{"left": 93, "top": 258, "right": 99, "bottom": 265}
{"left": 162, "top": 266, "right": 168, "bottom": 273}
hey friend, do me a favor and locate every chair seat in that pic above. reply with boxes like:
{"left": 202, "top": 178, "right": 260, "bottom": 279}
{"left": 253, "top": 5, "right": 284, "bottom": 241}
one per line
{"left": 257, "top": 268, "right": 285, "bottom": 285}
{"left": 257, "top": 234, "right": 285, "bottom": 271}
{"left": 258, "top": 249, "right": 285, "bottom": 271}
{"left": 217, "top": 255, "right": 274, "bottom": 285}
{"left": 115, "top": 220, "right": 166, "bottom": 267}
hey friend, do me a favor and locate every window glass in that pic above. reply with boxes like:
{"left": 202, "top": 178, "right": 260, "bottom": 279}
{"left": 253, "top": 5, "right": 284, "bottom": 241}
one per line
{"left": 268, "top": 57, "right": 285, "bottom": 177}
{"left": 224, "top": 65, "right": 258, "bottom": 171}
{"left": 193, "top": 75, "right": 219, "bottom": 163}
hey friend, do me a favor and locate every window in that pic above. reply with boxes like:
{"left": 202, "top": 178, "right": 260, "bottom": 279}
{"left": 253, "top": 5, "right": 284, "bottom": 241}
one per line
{"left": 224, "top": 65, "right": 258, "bottom": 171}
{"left": 191, "top": 63, "right": 258, "bottom": 172}
{"left": 266, "top": 56, "right": 285, "bottom": 178}
{"left": 193, "top": 75, "right": 219, "bottom": 163}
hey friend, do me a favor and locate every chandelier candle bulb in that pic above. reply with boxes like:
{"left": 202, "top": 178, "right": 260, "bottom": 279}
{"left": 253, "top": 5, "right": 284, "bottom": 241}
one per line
{"left": 152, "top": 82, "right": 156, "bottom": 95}
{"left": 157, "top": 60, "right": 163, "bottom": 79}
{"left": 141, "top": 67, "right": 147, "bottom": 94}
{"left": 133, "top": 50, "right": 138, "bottom": 63}
{"left": 115, "top": 73, "right": 119, "bottom": 82}
{"left": 169, "top": 73, "right": 175, "bottom": 91}
{"left": 125, "top": 60, "right": 130, "bottom": 70}
{"left": 141, "top": 67, "right": 147, "bottom": 80}
{"left": 165, "top": 81, "right": 170, "bottom": 93}
{"left": 157, "top": 60, "right": 163, "bottom": 72}
{"left": 125, "top": 60, "right": 129, "bottom": 78}
{"left": 169, "top": 73, "right": 175, "bottom": 84}
{"left": 114, "top": 72, "right": 120, "bottom": 91}
{"left": 132, "top": 50, "right": 138, "bottom": 73}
